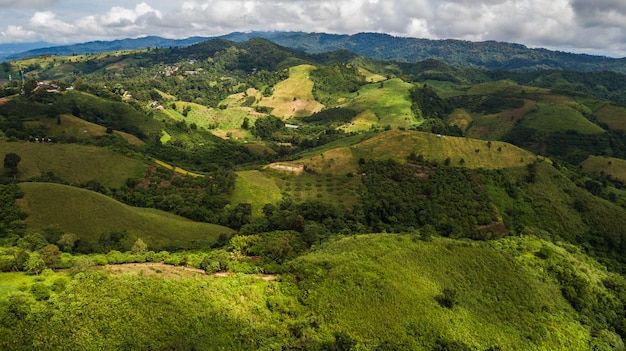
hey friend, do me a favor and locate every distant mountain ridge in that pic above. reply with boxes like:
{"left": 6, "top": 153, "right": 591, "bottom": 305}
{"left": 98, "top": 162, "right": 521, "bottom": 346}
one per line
{"left": 2, "top": 36, "right": 210, "bottom": 61}
{"left": 0, "top": 41, "right": 54, "bottom": 60}
{"left": 221, "top": 31, "right": 626, "bottom": 73}
{"left": 3, "top": 31, "right": 626, "bottom": 73}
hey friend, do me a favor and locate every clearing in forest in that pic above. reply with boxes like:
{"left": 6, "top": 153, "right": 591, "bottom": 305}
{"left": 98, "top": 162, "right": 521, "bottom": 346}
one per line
{"left": 257, "top": 64, "right": 323, "bottom": 118}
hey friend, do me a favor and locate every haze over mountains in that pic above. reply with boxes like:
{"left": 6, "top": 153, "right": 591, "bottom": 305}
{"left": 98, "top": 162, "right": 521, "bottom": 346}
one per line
{"left": 2, "top": 31, "right": 626, "bottom": 74}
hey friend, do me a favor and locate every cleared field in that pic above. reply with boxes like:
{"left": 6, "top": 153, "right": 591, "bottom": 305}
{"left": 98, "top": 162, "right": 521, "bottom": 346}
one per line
{"left": 300, "top": 130, "right": 538, "bottom": 174}
{"left": 595, "top": 104, "right": 626, "bottom": 132}
{"left": 161, "top": 100, "right": 258, "bottom": 139}
{"left": 467, "top": 100, "right": 537, "bottom": 140}
{"left": 357, "top": 67, "right": 386, "bottom": 83}
{"left": 0, "top": 141, "right": 148, "bottom": 188}
{"left": 343, "top": 78, "right": 415, "bottom": 129}
{"left": 580, "top": 156, "right": 626, "bottom": 182}
{"left": 257, "top": 64, "right": 324, "bottom": 118}
{"left": 275, "top": 171, "right": 362, "bottom": 207}
{"left": 521, "top": 103, "right": 605, "bottom": 134}
{"left": 17, "top": 182, "right": 233, "bottom": 250}
{"left": 231, "top": 170, "right": 283, "bottom": 216}
{"left": 446, "top": 109, "right": 473, "bottom": 130}
{"left": 339, "top": 110, "right": 379, "bottom": 132}
{"left": 41, "top": 114, "right": 144, "bottom": 145}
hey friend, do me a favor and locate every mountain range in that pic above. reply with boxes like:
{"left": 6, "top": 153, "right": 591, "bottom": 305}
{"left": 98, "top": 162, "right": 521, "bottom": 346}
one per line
{"left": 3, "top": 31, "right": 626, "bottom": 73}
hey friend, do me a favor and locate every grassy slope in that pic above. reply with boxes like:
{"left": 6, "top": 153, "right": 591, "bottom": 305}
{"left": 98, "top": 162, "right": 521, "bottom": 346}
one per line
{"left": 231, "top": 170, "right": 283, "bottom": 216}
{"left": 467, "top": 100, "right": 537, "bottom": 140}
{"left": 521, "top": 103, "right": 605, "bottom": 134}
{"left": 257, "top": 64, "right": 324, "bottom": 118}
{"left": 595, "top": 104, "right": 626, "bottom": 132}
{"left": 0, "top": 141, "right": 149, "bottom": 188}
{"left": 4, "top": 234, "right": 617, "bottom": 350}
{"left": 580, "top": 155, "right": 626, "bottom": 182}
{"left": 343, "top": 78, "right": 415, "bottom": 129}
{"left": 299, "top": 130, "right": 538, "bottom": 174}
{"left": 42, "top": 114, "right": 144, "bottom": 145}
{"left": 292, "top": 234, "right": 593, "bottom": 350}
{"left": 17, "top": 182, "right": 233, "bottom": 250}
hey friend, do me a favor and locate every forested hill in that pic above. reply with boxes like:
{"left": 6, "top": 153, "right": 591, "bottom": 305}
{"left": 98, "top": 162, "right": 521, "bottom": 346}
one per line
{"left": 222, "top": 31, "right": 626, "bottom": 73}
{"left": 2, "top": 36, "right": 210, "bottom": 61}
{"left": 5, "top": 31, "right": 626, "bottom": 73}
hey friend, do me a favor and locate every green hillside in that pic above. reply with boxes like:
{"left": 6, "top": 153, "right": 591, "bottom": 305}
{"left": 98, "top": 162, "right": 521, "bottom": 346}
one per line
{"left": 581, "top": 155, "right": 626, "bottom": 182}
{"left": 299, "top": 130, "right": 538, "bottom": 174}
{"left": 0, "top": 141, "right": 148, "bottom": 188}
{"left": 291, "top": 235, "right": 607, "bottom": 350}
{"left": 520, "top": 103, "right": 605, "bottom": 134}
{"left": 2, "top": 234, "right": 624, "bottom": 350}
{"left": 4, "top": 35, "right": 626, "bottom": 351}
{"left": 17, "top": 182, "right": 233, "bottom": 250}
{"left": 257, "top": 64, "right": 324, "bottom": 118}
{"left": 343, "top": 78, "right": 416, "bottom": 129}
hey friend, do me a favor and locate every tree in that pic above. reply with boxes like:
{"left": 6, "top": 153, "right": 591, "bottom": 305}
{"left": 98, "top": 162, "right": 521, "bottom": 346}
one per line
{"left": 3, "top": 153, "right": 21, "bottom": 177}
{"left": 40, "top": 244, "right": 61, "bottom": 268}
{"left": 23, "top": 79, "right": 37, "bottom": 95}
{"left": 132, "top": 238, "right": 148, "bottom": 254}
{"left": 24, "top": 255, "right": 46, "bottom": 275}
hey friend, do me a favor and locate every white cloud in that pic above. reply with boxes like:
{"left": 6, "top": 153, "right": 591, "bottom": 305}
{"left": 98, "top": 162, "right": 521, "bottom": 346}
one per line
{"left": 0, "top": 0, "right": 625, "bottom": 57}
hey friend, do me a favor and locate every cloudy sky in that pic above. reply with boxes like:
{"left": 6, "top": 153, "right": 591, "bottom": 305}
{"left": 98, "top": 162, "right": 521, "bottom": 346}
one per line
{"left": 1, "top": 0, "right": 625, "bottom": 57}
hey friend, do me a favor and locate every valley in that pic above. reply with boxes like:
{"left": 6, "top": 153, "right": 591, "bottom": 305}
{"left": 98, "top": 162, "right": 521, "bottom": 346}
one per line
{"left": 1, "top": 35, "right": 626, "bottom": 350}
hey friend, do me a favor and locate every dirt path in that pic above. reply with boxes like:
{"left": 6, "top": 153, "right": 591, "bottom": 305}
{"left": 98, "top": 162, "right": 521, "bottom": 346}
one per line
{"left": 98, "top": 262, "right": 277, "bottom": 281}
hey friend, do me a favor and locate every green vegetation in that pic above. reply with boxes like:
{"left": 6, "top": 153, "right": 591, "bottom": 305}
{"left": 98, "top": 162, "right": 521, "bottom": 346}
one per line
{"left": 2, "top": 234, "right": 625, "bottom": 350}
{"left": 0, "top": 141, "right": 148, "bottom": 188}
{"left": 2, "top": 36, "right": 626, "bottom": 350}
{"left": 18, "top": 182, "right": 233, "bottom": 251}
{"left": 343, "top": 78, "right": 415, "bottom": 129}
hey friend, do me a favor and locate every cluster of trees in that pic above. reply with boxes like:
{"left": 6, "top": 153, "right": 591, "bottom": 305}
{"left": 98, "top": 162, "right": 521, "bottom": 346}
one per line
{"left": 309, "top": 63, "right": 364, "bottom": 105}
{"left": 360, "top": 158, "right": 500, "bottom": 238}
{"left": 116, "top": 166, "right": 236, "bottom": 223}
{"left": 0, "top": 184, "right": 26, "bottom": 241}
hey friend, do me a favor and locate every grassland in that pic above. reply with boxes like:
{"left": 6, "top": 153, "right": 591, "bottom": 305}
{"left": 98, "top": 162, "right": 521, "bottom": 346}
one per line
{"left": 230, "top": 170, "right": 283, "bottom": 216}
{"left": 343, "top": 78, "right": 415, "bottom": 129}
{"left": 595, "top": 104, "right": 626, "bottom": 132}
{"left": 300, "top": 130, "right": 538, "bottom": 174}
{"left": 580, "top": 155, "right": 626, "bottom": 182}
{"left": 40, "top": 114, "right": 144, "bottom": 145}
{"left": 17, "top": 182, "right": 233, "bottom": 250}
{"left": 357, "top": 67, "right": 386, "bottom": 83}
{"left": 520, "top": 103, "right": 605, "bottom": 134}
{"left": 257, "top": 64, "right": 324, "bottom": 118}
{"left": 467, "top": 99, "right": 537, "bottom": 140}
{"left": 0, "top": 141, "right": 149, "bottom": 188}
{"left": 446, "top": 108, "right": 473, "bottom": 130}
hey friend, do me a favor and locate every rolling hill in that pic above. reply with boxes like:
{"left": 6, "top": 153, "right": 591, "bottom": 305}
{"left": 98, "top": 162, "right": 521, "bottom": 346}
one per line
{"left": 0, "top": 141, "right": 148, "bottom": 188}
{"left": 17, "top": 182, "right": 233, "bottom": 250}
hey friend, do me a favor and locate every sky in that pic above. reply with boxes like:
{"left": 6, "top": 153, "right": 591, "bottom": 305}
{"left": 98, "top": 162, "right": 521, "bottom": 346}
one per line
{"left": 0, "top": 0, "right": 625, "bottom": 57}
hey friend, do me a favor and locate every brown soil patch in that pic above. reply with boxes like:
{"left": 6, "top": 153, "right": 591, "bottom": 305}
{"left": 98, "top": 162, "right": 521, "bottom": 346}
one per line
{"left": 0, "top": 96, "right": 14, "bottom": 105}
{"left": 268, "top": 163, "right": 304, "bottom": 174}
{"left": 101, "top": 263, "right": 205, "bottom": 279}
